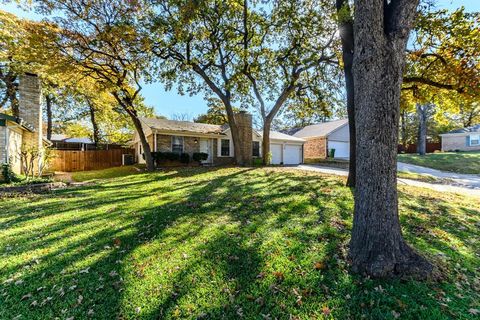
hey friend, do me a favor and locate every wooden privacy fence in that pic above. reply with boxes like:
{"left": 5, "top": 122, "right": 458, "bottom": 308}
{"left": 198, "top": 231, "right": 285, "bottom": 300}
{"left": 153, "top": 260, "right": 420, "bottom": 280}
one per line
{"left": 398, "top": 142, "right": 441, "bottom": 154}
{"left": 49, "top": 149, "right": 135, "bottom": 172}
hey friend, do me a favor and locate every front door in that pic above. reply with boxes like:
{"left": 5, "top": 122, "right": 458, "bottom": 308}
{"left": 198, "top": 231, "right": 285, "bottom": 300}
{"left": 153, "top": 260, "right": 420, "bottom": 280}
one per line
{"left": 199, "top": 139, "right": 212, "bottom": 163}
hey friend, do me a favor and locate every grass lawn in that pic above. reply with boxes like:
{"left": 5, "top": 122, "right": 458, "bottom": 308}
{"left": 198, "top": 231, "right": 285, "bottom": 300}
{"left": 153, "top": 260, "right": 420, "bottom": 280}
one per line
{"left": 398, "top": 151, "right": 480, "bottom": 174}
{"left": 71, "top": 166, "right": 141, "bottom": 182}
{"left": 1, "top": 167, "right": 479, "bottom": 319}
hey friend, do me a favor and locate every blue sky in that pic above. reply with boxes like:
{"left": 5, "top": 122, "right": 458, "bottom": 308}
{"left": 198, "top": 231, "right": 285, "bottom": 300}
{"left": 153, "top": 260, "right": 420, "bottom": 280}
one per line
{"left": 2, "top": 0, "right": 479, "bottom": 119}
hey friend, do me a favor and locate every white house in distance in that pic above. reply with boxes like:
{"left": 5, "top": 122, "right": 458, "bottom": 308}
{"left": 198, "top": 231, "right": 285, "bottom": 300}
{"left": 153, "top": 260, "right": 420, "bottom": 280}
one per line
{"left": 293, "top": 119, "right": 350, "bottom": 161}
{"left": 131, "top": 112, "right": 305, "bottom": 165}
{"left": 439, "top": 124, "right": 480, "bottom": 151}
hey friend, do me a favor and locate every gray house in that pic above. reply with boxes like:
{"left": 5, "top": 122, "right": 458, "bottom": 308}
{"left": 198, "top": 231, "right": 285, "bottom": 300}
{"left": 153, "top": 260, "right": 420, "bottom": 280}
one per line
{"left": 439, "top": 124, "right": 480, "bottom": 151}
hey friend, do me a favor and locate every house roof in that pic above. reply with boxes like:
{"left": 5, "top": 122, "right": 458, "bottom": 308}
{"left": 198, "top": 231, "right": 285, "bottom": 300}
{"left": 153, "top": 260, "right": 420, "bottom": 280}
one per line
{"left": 0, "top": 113, "right": 34, "bottom": 132}
{"left": 293, "top": 119, "right": 348, "bottom": 138}
{"left": 49, "top": 134, "right": 94, "bottom": 144}
{"left": 261, "top": 130, "right": 305, "bottom": 142}
{"left": 442, "top": 124, "right": 480, "bottom": 135}
{"left": 50, "top": 134, "right": 68, "bottom": 141}
{"left": 140, "top": 117, "right": 224, "bottom": 135}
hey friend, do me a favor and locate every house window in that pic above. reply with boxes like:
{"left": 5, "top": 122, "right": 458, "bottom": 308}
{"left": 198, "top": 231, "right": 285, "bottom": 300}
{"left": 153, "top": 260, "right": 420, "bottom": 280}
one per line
{"left": 252, "top": 141, "right": 260, "bottom": 157}
{"left": 221, "top": 139, "right": 230, "bottom": 156}
{"left": 470, "top": 135, "right": 479, "bottom": 146}
{"left": 172, "top": 136, "right": 184, "bottom": 153}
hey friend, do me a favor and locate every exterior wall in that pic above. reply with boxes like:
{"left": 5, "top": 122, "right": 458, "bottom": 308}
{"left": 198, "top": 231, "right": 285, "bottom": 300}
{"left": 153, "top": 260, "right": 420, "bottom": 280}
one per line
{"left": 303, "top": 136, "right": 327, "bottom": 161}
{"left": 328, "top": 124, "right": 349, "bottom": 142}
{"left": 441, "top": 134, "right": 480, "bottom": 151}
{"left": 8, "top": 126, "right": 23, "bottom": 174}
{"left": 155, "top": 134, "right": 201, "bottom": 155}
{"left": 0, "top": 126, "right": 5, "bottom": 166}
{"left": 212, "top": 138, "right": 234, "bottom": 165}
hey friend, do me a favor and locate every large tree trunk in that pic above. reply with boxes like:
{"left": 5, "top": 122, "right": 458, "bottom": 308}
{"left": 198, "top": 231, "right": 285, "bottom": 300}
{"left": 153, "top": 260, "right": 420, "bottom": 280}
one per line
{"left": 336, "top": 0, "right": 356, "bottom": 188}
{"left": 416, "top": 104, "right": 427, "bottom": 155}
{"left": 349, "top": 0, "right": 432, "bottom": 278}
{"left": 129, "top": 112, "right": 155, "bottom": 171}
{"left": 262, "top": 122, "right": 271, "bottom": 165}
{"left": 45, "top": 94, "right": 53, "bottom": 141}
{"left": 224, "top": 105, "right": 244, "bottom": 165}
{"left": 87, "top": 99, "right": 100, "bottom": 147}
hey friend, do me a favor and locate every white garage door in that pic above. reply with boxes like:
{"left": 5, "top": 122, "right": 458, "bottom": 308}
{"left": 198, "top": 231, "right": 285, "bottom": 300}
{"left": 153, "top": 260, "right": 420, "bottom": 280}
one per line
{"left": 328, "top": 141, "right": 350, "bottom": 158}
{"left": 283, "top": 145, "right": 302, "bottom": 164}
{"left": 270, "top": 144, "right": 282, "bottom": 164}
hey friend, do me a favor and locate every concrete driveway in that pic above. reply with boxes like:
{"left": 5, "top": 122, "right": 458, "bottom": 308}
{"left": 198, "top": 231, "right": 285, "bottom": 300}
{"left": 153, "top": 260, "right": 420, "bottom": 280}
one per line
{"left": 397, "top": 162, "right": 480, "bottom": 188}
{"left": 295, "top": 164, "right": 480, "bottom": 198}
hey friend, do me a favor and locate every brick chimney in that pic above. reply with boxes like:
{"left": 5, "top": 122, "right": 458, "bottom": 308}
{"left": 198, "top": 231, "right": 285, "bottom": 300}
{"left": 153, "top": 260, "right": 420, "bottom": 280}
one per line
{"left": 18, "top": 73, "right": 43, "bottom": 151}
{"left": 234, "top": 111, "right": 253, "bottom": 164}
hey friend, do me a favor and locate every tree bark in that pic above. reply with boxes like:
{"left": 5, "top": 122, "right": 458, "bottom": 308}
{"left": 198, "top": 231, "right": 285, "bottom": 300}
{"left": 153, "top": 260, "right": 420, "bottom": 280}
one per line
{"left": 87, "top": 99, "right": 100, "bottom": 147}
{"left": 336, "top": 0, "right": 356, "bottom": 188}
{"left": 130, "top": 112, "right": 155, "bottom": 171}
{"left": 349, "top": 0, "right": 432, "bottom": 278}
{"left": 45, "top": 94, "right": 53, "bottom": 141}
{"left": 111, "top": 92, "right": 155, "bottom": 171}
{"left": 416, "top": 104, "right": 428, "bottom": 155}
{"left": 262, "top": 122, "right": 270, "bottom": 164}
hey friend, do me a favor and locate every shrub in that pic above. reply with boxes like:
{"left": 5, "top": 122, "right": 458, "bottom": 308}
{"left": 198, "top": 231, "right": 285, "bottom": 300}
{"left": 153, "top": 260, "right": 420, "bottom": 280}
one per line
{"left": 252, "top": 158, "right": 263, "bottom": 166}
{"left": 180, "top": 153, "right": 190, "bottom": 164}
{"left": 192, "top": 152, "right": 208, "bottom": 162}
{"left": 152, "top": 152, "right": 181, "bottom": 163}
{"left": 1, "top": 159, "right": 19, "bottom": 184}
{"left": 266, "top": 152, "right": 272, "bottom": 165}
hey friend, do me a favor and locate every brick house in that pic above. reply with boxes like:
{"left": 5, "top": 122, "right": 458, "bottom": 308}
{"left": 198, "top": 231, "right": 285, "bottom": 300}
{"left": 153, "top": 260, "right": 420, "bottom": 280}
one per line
{"left": 439, "top": 124, "right": 480, "bottom": 151}
{"left": 0, "top": 74, "right": 49, "bottom": 174}
{"left": 293, "top": 119, "right": 349, "bottom": 161}
{"left": 131, "top": 112, "right": 305, "bottom": 165}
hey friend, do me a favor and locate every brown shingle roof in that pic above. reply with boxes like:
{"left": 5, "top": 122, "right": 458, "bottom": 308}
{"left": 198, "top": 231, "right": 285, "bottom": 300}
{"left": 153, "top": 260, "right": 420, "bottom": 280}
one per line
{"left": 140, "top": 117, "right": 224, "bottom": 134}
{"left": 293, "top": 119, "right": 348, "bottom": 138}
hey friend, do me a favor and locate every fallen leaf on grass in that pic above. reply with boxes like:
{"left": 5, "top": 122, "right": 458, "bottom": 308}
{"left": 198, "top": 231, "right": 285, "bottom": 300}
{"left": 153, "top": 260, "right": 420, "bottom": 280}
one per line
{"left": 21, "top": 293, "right": 32, "bottom": 300}
{"left": 469, "top": 309, "right": 480, "bottom": 315}
{"left": 392, "top": 311, "right": 401, "bottom": 319}
{"left": 273, "top": 271, "right": 284, "bottom": 281}
{"left": 322, "top": 306, "right": 331, "bottom": 315}
{"left": 314, "top": 261, "right": 326, "bottom": 270}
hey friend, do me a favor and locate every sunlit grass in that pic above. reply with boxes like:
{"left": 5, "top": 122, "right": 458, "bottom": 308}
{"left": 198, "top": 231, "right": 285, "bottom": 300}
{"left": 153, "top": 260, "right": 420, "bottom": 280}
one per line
{"left": 398, "top": 151, "right": 480, "bottom": 174}
{"left": 1, "top": 167, "right": 479, "bottom": 319}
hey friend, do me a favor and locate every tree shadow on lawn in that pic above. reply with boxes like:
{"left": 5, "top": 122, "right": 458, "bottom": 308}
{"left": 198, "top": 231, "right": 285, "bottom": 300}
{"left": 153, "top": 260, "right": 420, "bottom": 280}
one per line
{"left": 0, "top": 167, "right": 479, "bottom": 319}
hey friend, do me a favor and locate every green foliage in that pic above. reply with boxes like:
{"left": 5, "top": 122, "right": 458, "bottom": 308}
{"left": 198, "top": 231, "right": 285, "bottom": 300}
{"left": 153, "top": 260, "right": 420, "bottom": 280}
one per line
{"left": 252, "top": 157, "right": 263, "bottom": 166}
{"left": 0, "top": 167, "right": 479, "bottom": 319}
{"left": 179, "top": 153, "right": 190, "bottom": 164}
{"left": 192, "top": 152, "right": 208, "bottom": 162}
{"left": 152, "top": 152, "right": 190, "bottom": 164}
{"left": 194, "top": 98, "right": 239, "bottom": 125}
{"left": 1, "top": 160, "right": 18, "bottom": 184}
{"left": 398, "top": 151, "right": 480, "bottom": 174}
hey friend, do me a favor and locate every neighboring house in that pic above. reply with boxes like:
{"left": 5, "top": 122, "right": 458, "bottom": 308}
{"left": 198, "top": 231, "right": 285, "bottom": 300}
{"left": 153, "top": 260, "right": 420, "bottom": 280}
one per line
{"left": 0, "top": 74, "right": 48, "bottom": 174}
{"left": 50, "top": 134, "right": 94, "bottom": 150}
{"left": 439, "top": 124, "right": 480, "bottom": 151}
{"left": 131, "top": 112, "right": 305, "bottom": 165}
{"left": 293, "top": 119, "right": 349, "bottom": 160}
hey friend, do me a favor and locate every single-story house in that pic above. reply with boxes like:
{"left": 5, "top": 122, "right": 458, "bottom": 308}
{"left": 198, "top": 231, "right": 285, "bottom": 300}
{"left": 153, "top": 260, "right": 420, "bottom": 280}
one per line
{"left": 0, "top": 74, "right": 48, "bottom": 175}
{"left": 131, "top": 112, "right": 305, "bottom": 165}
{"left": 293, "top": 119, "right": 349, "bottom": 160}
{"left": 439, "top": 124, "right": 480, "bottom": 151}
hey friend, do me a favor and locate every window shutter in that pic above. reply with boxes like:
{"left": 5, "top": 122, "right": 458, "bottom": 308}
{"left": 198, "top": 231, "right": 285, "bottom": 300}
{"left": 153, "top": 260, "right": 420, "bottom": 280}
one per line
{"left": 466, "top": 136, "right": 470, "bottom": 146}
